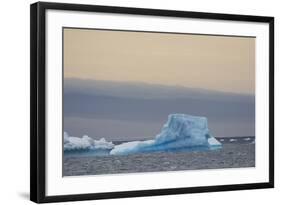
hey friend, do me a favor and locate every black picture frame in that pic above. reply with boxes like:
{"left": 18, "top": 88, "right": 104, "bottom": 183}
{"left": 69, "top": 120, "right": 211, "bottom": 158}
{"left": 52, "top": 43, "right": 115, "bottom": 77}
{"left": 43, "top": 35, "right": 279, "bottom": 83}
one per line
{"left": 30, "top": 1, "right": 274, "bottom": 203}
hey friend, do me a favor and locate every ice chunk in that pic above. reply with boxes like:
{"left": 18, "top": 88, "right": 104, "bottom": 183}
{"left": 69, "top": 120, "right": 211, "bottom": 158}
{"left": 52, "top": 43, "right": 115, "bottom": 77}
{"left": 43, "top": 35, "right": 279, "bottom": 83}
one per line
{"left": 110, "top": 114, "right": 222, "bottom": 155}
{"left": 64, "top": 132, "right": 114, "bottom": 152}
{"left": 94, "top": 137, "right": 115, "bottom": 150}
{"left": 208, "top": 136, "right": 222, "bottom": 150}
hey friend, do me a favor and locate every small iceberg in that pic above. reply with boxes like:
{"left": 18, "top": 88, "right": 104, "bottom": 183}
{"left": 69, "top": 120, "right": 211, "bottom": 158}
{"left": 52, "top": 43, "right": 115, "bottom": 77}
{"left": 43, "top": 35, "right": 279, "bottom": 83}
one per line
{"left": 64, "top": 132, "right": 114, "bottom": 154}
{"left": 229, "top": 138, "right": 237, "bottom": 142}
{"left": 110, "top": 114, "right": 222, "bottom": 155}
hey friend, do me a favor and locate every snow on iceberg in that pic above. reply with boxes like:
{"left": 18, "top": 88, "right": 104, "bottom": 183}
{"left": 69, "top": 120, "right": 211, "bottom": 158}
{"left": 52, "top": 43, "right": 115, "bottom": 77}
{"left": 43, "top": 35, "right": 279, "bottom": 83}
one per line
{"left": 110, "top": 114, "right": 222, "bottom": 155}
{"left": 64, "top": 132, "right": 114, "bottom": 152}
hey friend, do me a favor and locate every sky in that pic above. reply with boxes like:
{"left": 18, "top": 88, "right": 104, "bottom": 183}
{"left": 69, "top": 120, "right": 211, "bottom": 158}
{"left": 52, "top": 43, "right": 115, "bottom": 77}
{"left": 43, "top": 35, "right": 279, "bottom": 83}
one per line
{"left": 63, "top": 28, "right": 255, "bottom": 140}
{"left": 64, "top": 28, "right": 255, "bottom": 94}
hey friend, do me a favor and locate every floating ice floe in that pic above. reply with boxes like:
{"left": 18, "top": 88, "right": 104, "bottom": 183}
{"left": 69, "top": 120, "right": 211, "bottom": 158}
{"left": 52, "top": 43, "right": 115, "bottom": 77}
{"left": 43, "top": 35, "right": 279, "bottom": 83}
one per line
{"left": 64, "top": 132, "right": 114, "bottom": 152}
{"left": 229, "top": 138, "right": 237, "bottom": 142}
{"left": 110, "top": 114, "right": 222, "bottom": 155}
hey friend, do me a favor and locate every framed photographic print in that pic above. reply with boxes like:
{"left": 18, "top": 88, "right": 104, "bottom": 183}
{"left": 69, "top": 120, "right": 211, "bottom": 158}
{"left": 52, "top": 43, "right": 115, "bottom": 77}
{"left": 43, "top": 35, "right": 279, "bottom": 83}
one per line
{"left": 30, "top": 2, "right": 274, "bottom": 203}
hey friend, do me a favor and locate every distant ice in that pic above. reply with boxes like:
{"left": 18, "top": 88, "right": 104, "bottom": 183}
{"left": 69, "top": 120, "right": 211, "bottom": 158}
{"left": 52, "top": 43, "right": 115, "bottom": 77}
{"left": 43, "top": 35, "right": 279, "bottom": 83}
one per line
{"left": 229, "top": 138, "right": 237, "bottom": 142}
{"left": 110, "top": 114, "right": 222, "bottom": 155}
{"left": 64, "top": 132, "right": 114, "bottom": 151}
{"left": 244, "top": 137, "right": 251, "bottom": 141}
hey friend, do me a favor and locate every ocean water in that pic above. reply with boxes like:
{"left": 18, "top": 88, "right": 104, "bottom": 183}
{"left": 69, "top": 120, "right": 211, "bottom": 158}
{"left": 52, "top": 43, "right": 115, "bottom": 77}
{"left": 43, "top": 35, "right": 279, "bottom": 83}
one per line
{"left": 63, "top": 136, "right": 255, "bottom": 176}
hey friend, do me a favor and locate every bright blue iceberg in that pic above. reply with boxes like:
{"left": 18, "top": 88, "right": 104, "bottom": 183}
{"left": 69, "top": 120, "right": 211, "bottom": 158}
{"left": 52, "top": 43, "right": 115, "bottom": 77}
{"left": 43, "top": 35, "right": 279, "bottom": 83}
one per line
{"left": 110, "top": 114, "right": 222, "bottom": 155}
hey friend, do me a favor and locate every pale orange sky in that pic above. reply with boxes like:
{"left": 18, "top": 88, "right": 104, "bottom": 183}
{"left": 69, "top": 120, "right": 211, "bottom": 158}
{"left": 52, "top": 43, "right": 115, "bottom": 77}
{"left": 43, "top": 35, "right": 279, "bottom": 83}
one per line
{"left": 64, "top": 28, "right": 255, "bottom": 94}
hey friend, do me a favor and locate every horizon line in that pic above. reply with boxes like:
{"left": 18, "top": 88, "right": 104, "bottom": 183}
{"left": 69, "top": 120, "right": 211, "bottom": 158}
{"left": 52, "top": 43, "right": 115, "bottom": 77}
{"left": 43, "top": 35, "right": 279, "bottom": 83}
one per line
{"left": 64, "top": 76, "right": 255, "bottom": 96}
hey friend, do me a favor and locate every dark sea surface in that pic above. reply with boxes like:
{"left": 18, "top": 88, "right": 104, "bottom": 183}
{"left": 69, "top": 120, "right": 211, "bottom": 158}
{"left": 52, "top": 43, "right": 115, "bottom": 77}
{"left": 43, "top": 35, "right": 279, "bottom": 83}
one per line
{"left": 63, "top": 136, "right": 255, "bottom": 176}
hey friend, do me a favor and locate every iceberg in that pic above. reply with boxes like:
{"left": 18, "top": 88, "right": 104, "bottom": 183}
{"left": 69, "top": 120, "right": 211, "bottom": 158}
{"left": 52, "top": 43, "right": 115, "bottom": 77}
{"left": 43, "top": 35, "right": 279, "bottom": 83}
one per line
{"left": 110, "top": 114, "right": 222, "bottom": 155}
{"left": 64, "top": 132, "right": 114, "bottom": 153}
